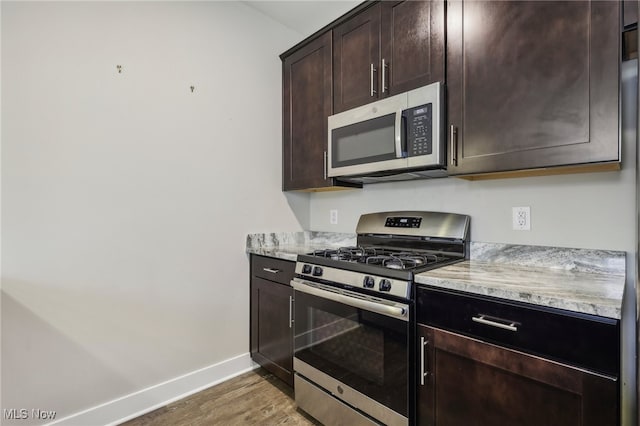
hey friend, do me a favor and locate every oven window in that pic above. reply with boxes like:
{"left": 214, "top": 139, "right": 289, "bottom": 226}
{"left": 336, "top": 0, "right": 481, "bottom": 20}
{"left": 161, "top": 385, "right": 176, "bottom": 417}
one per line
{"left": 304, "top": 309, "right": 385, "bottom": 384}
{"left": 294, "top": 291, "right": 408, "bottom": 417}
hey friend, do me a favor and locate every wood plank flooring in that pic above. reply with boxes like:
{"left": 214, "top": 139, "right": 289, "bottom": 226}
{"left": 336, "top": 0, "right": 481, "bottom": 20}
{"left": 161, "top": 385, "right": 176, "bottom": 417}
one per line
{"left": 121, "top": 368, "right": 320, "bottom": 426}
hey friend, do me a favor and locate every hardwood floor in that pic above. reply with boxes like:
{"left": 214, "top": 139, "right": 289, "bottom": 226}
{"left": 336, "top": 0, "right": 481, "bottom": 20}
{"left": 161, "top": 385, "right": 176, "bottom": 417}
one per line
{"left": 121, "top": 368, "right": 320, "bottom": 426}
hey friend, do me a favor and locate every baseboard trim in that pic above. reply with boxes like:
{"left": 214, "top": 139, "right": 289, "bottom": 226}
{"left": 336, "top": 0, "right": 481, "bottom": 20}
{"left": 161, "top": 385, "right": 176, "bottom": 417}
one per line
{"left": 47, "top": 353, "right": 259, "bottom": 426}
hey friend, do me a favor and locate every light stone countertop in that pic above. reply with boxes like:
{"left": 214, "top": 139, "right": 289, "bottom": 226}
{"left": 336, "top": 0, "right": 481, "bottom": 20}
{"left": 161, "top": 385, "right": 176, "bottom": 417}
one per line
{"left": 246, "top": 233, "right": 626, "bottom": 319}
{"left": 246, "top": 231, "right": 356, "bottom": 261}
{"left": 415, "top": 260, "right": 625, "bottom": 319}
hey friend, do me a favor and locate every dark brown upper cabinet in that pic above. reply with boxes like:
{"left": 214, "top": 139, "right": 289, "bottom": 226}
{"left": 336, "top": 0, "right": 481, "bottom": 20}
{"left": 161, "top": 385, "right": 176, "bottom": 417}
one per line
{"left": 282, "top": 32, "right": 335, "bottom": 191}
{"left": 333, "top": 1, "right": 445, "bottom": 114}
{"left": 380, "top": 1, "right": 445, "bottom": 96}
{"left": 333, "top": 5, "right": 380, "bottom": 113}
{"left": 447, "top": 1, "right": 621, "bottom": 177}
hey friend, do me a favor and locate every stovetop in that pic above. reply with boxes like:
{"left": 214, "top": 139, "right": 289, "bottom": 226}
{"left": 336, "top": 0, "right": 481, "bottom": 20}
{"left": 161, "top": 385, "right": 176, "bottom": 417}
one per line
{"left": 295, "top": 250, "right": 463, "bottom": 301}
{"left": 294, "top": 211, "right": 470, "bottom": 301}
{"left": 308, "top": 246, "right": 452, "bottom": 272}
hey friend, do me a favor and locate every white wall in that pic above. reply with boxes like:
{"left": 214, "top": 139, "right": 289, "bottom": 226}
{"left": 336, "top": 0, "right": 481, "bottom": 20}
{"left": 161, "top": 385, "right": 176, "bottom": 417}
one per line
{"left": 1, "top": 2, "right": 308, "bottom": 424}
{"left": 310, "top": 169, "right": 636, "bottom": 251}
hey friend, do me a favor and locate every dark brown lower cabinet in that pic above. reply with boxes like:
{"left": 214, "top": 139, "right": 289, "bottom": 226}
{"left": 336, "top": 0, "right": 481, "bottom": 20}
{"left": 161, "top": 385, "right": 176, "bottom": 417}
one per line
{"left": 250, "top": 255, "right": 295, "bottom": 386}
{"left": 416, "top": 325, "right": 618, "bottom": 426}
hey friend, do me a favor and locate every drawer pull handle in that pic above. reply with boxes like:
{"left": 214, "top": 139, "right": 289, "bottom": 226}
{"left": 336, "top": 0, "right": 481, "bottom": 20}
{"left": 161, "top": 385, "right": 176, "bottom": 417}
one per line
{"left": 262, "top": 268, "right": 280, "bottom": 274}
{"left": 472, "top": 315, "right": 518, "bottom": 332}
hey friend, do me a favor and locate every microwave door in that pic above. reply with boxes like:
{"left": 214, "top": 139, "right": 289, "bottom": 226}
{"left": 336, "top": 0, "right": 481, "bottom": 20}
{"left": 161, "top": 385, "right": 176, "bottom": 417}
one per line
{"left": 328, "top": 114, "right": 408, "bottom": 178}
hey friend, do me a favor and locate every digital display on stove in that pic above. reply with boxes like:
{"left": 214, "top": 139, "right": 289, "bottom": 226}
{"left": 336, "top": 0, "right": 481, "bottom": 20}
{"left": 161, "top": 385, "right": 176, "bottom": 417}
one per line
{"left": 385, "top": 216, "right": 421, "bottom": 228}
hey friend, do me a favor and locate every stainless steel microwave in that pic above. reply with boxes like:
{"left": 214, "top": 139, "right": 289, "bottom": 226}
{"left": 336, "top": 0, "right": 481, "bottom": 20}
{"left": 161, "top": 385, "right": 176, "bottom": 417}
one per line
{"left": 328, "top": 82, "right": 444, "bottom": 181}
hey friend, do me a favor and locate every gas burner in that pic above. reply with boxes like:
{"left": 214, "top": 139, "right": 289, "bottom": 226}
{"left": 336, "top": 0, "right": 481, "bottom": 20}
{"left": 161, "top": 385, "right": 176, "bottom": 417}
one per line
{"left": 311, "top": 246, "right": 389, "bottom": 262}
{"left": 392, "top": 252, "right": 444, "bottom": 266}
{"left": 365, "top": 252, "right": 444, "bottom": 269}
{"left": 365, "top": 253, "right": 429, "bottom": 270}
{"left": 310, "top": 249, "right": 341, "bottom": 260}
{"left": 337, "top": 246, "right": 373, "bottom": 260}
{"left": 311, "top": 247, "right": 356, "bottom": 261}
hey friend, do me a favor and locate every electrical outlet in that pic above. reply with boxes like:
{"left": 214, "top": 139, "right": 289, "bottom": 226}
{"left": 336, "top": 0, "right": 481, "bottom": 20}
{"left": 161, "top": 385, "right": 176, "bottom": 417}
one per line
{"left": 512, "top": 207, "right": 531, "bottom": 231}
{"left": 330, "top": 209, "right": 338, "bottom": 225}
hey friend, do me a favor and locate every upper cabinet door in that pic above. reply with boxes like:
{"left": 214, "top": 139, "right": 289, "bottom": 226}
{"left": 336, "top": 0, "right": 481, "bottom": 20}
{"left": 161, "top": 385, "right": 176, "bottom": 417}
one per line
{"left": 447, "top": 1, "right": 620, "bottom": 176}
{"left": 333, "top": 1, "right": 446, "bottom": 114}
{"left": 282, "top": 32, "right": 333, "bottom": 191}
{"left": 380, "top": 1, "right": 445, "bottom": 96}
{"left": 333, "top": 5, "right": 382, "bottom": 113}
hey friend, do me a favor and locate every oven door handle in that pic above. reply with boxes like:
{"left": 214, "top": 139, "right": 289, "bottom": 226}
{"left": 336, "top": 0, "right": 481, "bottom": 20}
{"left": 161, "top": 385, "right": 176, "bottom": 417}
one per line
{"left": 291, "top": 279, "right": 408, "bottom": 321}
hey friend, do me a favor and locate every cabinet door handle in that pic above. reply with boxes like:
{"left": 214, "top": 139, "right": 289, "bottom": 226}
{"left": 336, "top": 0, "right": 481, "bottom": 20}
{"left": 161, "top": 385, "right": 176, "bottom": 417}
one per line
{"left": 472, "top": 315, "right": 518, "bottom": 332}
{"left": 370, "top": 63, "right": 377, "bottom": 97}
{"left": 262, "top": 268, "right": 280, "bottom": 274}
{"left": 381, "top": 59, "right": 388, "bottom": 94}
{"left": 323, "top": 151, "right": 328, "bottom": 180}
{"left": 450, "top": 125, "right": 458, "bottom": 166}
{"left": 420, "top": 336, "right": 428, "bottom": 386}
{"left": 289, "top": 296, "right": 294, "bottom": 328}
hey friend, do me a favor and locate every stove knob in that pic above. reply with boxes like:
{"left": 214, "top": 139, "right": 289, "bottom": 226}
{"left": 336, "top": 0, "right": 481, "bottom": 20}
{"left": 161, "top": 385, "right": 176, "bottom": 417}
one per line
{"left": 302, "top": 264, "right": 312, "bottom": 274}
{"left": 312, "top": 266, "right": 323, "bottom": 277}
{"left": 379, "top": 279, "right": 392, "bottom": 292}
{"left": 363, "top": 276, "right": 375, "bottom": 288}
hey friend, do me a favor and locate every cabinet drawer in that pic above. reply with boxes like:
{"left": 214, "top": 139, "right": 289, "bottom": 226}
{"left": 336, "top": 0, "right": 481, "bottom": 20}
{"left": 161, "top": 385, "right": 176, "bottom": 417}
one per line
{"left": 251, "top": 255, "right": 295, "bottom": 285}
{"left": 416, "top": 286, "right": 619, "bottom": 377}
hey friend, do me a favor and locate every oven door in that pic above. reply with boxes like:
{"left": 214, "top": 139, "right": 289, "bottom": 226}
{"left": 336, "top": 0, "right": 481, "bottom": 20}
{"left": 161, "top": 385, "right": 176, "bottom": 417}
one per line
{"left": 291, "top": 278, "right": 410, "bottom": 426}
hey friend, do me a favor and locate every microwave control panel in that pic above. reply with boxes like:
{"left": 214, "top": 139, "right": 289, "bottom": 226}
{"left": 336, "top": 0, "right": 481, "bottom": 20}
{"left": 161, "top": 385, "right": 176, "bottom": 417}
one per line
{"left": 404, "top": 103, "right": 432, "bottom": 157}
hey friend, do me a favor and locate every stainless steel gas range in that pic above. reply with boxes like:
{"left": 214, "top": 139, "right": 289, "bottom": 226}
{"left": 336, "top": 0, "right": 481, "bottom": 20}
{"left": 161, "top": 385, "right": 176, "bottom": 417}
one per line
{"left": 291, "top": 211, "right": 470, "bottom": 426}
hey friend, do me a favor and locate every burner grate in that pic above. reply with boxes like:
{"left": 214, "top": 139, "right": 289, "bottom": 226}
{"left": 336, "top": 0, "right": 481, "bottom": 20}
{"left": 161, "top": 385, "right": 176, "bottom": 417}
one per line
{"left": 309, "top": 247, "right": 447, "bottom": 270}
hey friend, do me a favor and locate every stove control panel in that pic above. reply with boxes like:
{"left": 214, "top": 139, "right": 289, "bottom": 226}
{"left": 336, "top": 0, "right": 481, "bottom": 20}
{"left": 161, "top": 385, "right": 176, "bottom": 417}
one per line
{"left": 295, "top": 262, "right": 410, "bottom": 300}
{"left": 301, "top": 264, "right": 325, "bottom": 277}
{"left": 385, "top": 216, "right": 422, "bottom": 228}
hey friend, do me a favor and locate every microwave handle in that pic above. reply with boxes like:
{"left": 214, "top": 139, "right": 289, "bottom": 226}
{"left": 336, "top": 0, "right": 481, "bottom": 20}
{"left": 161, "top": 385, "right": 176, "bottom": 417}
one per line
{"left": 394, "top": 110, "right": 403, "bottom": 158}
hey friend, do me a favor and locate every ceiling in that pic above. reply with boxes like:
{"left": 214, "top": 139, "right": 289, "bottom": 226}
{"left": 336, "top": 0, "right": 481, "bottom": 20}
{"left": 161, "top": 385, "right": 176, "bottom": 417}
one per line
{"left": 243, "top": 1, "right": 361, "bottom": 38}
